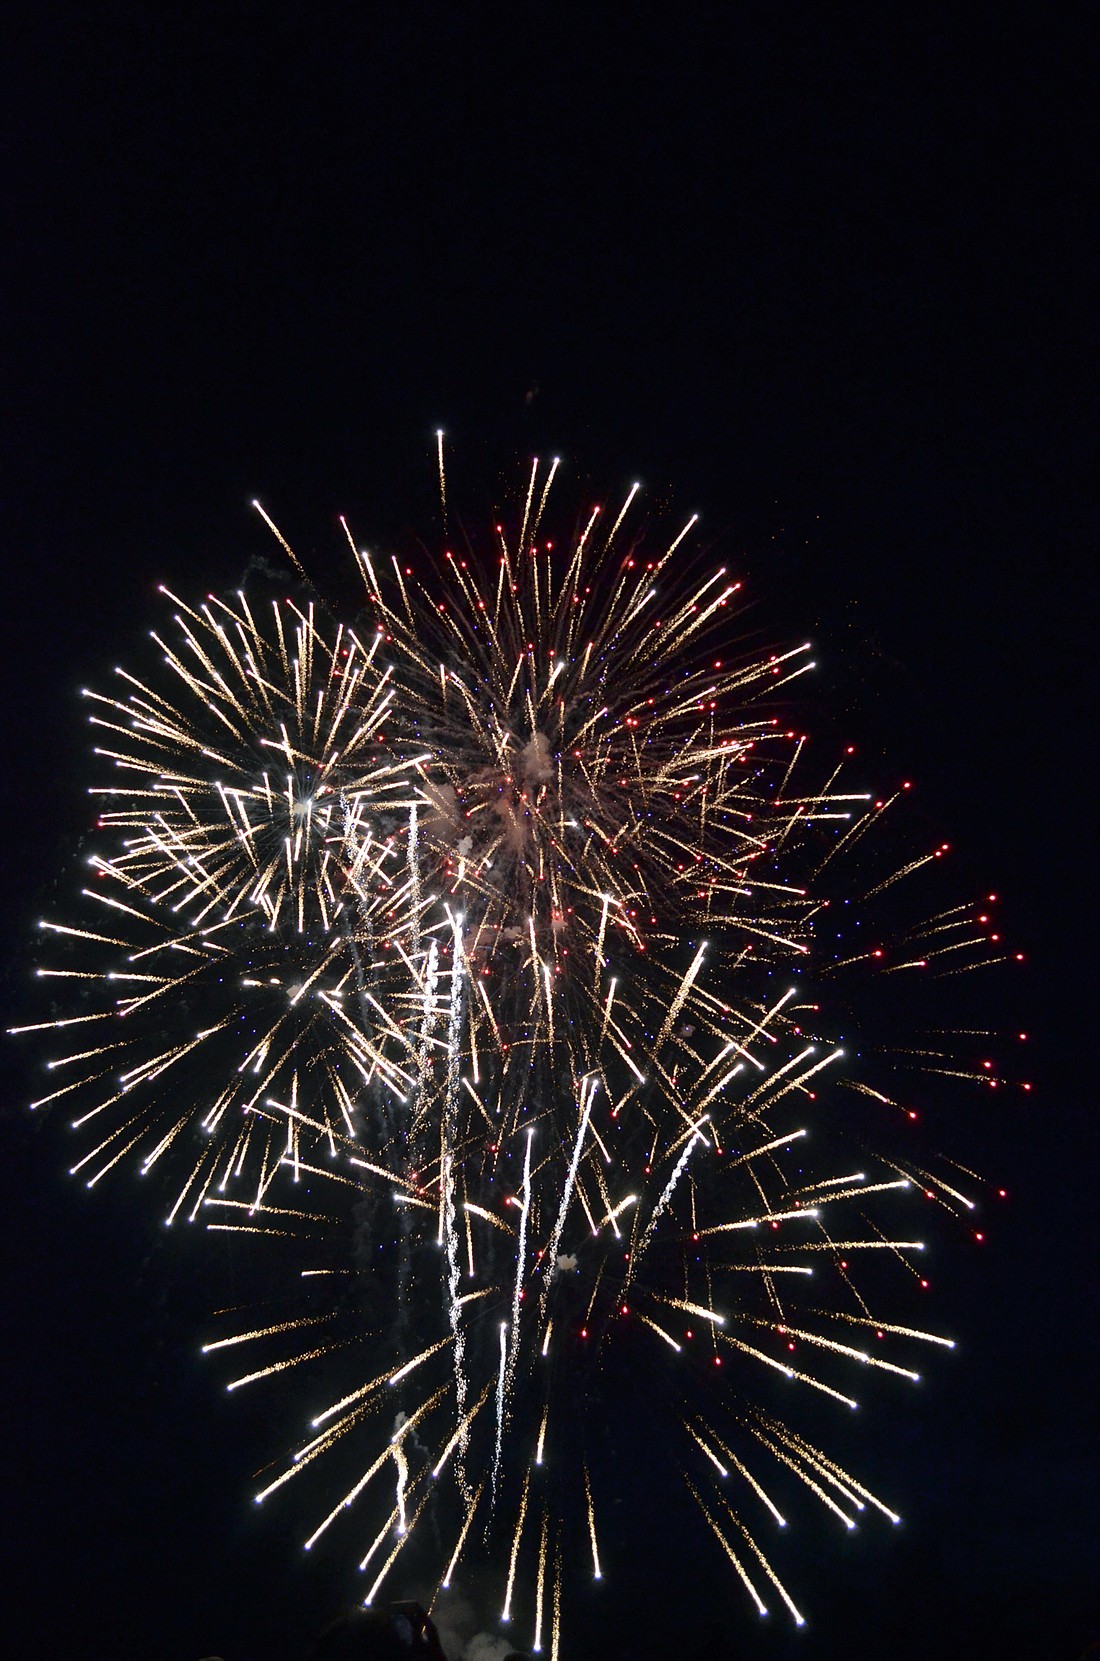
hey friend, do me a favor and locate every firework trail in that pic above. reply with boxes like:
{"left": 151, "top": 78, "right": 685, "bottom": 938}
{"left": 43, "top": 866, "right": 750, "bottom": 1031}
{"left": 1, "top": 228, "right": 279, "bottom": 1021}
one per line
{"left": 15, "top": 454, "right": 1026, "bottom": 1648}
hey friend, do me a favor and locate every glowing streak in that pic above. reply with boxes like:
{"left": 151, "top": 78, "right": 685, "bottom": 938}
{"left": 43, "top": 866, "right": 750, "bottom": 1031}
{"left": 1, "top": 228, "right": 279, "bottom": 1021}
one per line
{"left": 654, "top": 940, "right": 707, "bottom": 1052}
{"left": 716, "top": 1493, "right": 806, "bottom": 1626}
{"left": 533, "top": 1509, "right": 549, "bottom": 1652}
{"left": 606, "top": 479, "right": 640, "bottom": 548}
{"left": 463, "top": 1201, "right": 516, "bottom": 1236}
{"left": 442, "top": 907, "right": 470, "bottom": 1493}
{"left": 440, "top": 1480, "right": 485, "bottom": 1590}
{"left": 752, "top": 1426, "right": 858, "bottom": 1530}
{"left": 393, "top": 1436, "right": 408, "bottom": 1534}
{"left": 303, "top": 1442, "right": 395, "bottom": 1550}
{"left": 706, "top": 1432, "right": 788, "bottom": 1526}
{"left": 638, "top": 1311, "right": 682, "bottom": 1352}
{"left": 686, "top": 1421, "right": 729, "bottom": 1477}
{"left": 310, "top": 1368, "right": 390, "bottom": 1428}
{"left": 719, "top": 1333, "right": 859, "bottom": 1409}
{"left": 436, "top": 430, "right": 447, "bottom": 521}
{"left": 388, "top": 1338, "right": 451, "bottom": 1387}
{"left": 432, "top": 1382, "right": 491, "bottom": 1478}
{"left": 508, "top": 1126, "right": 534, "bottom": 1384}
{"left": 540, "top": 1081, "right": 593, "bottom": 1317}
{"left": 783, "top": 1432, "right": 901, "bottom": 1524}
{"left": 362, "top": 1484, "right": 428, "bottom": 1605}
{"left": 492, "top": 1321, "right": 507, "bottom": 1499}
{"left": 688, "top": 1481, "right": 767, "bottom": 1617}
{"left": 501, "top": 1466, "right": 531, "bottom": 1623}
{"left": 659, "top": 1297, "right": 726, "bottom": 1327}
{"left": 634, "top": 1120, "right": 707, "bottom": 1264}
{"left": 201, "top": 1314, "right": 328, "bottom": 1353}
{"left": 769, "top": 1322, "right": 922, "bottom": 1381}
{"left": 598, "top": 1192, "right": 638, "bottom": 1233}
{"left": 830, "top": 1315, "right": 955, "bottom": 1349}
{"left": 583, "top": 1463, "right": 603, "bottom": 1578}
{"left": 225, "top": 1341, "right": 336, "bottom": 1393}
{"left": 251, "top": 499, "right": 307, "bottom": 577}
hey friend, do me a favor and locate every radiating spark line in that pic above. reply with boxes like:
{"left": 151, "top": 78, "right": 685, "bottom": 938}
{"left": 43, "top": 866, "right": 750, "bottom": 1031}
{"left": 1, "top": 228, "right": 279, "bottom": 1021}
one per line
{"left": 436, "top": 430, "right": 447, "bottom": 522}
{"left": 508, "top": 1126, "right": 534, "bottom": 1384}
{"left": 712, "top": 1489, "right": 806, "bottom": 1625}
{"left": 501, "top": 1465, "right": 531, "bottom": 1623}
{"left": 584, "top": 1463, "right": 602, "bottom": 1578}
{"left": 440, "top": 1480, "right": 485, "bottom": 1590}
{"left": 688, "top": 1480, "right": 768, "bottom": 1617}
{"left": 533, "top": 1507, "right": 549, "bottom": 1652}
{"left": 388, "top": 1338, "right": 452, "bottom": 1387}
{"left": 638, "top": 1311, "right": 683, "bottom": 1352}
{"left": 362, "top": 1484, "right": 430, "bottom": 1604}
{"left": 201, "top": 1315, "right": 329, "bottom": 1353}
{"left": 493, "top": 1321, "right": 508, "bottom": 1499}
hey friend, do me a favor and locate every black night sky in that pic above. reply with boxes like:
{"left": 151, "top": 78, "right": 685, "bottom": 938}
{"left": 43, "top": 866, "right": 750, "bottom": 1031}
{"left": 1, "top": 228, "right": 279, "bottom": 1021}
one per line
{"left": 1, "top": 7, "right": 1096, "bottom": 1660}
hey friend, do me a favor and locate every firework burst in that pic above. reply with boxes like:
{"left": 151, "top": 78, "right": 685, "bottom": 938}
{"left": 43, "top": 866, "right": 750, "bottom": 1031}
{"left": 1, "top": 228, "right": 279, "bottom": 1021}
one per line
{"left": 15, "top": 453, "right": 1022, "bottom": 1649}
{"left": 17, "top": 590, "right": 424, "bottom": 1210}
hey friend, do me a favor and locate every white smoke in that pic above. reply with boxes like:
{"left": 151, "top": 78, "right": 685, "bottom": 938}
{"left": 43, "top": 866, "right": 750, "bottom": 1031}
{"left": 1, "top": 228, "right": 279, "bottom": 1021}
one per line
{"left": 433, "top": 1584, "right": 517, "bottom": 1661}
{"left": 430, "top": 1587, "right": 475, "bottom": 1659}
{"left": 463, "top": 1635, "right": 515, "bottom": 1661}
{"left": 520, "top": 729, "right": 554, "bottom": 785}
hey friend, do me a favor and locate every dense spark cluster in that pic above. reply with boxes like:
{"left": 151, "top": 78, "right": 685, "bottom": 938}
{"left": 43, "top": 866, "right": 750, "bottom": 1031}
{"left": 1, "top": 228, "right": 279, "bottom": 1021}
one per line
{"left": 16, "top": 455, "right": 1023, "bottom": 1650}
{"left": 19, "top": 592, "right": 417, "bottom": 1209}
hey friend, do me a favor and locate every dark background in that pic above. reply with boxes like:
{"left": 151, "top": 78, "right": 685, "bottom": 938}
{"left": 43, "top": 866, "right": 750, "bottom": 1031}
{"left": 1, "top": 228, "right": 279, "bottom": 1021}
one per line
{"left": 1, "top": 5, "right": 1096, "bottom": 1659}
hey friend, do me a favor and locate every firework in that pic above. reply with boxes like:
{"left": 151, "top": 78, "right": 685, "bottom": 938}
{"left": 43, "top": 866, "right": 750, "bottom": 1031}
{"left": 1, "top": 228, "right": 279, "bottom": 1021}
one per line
{"left": 16, "top": 455, "right": 1023, "bottom": 1648}
{"left": 17, "top": 590, "right": 422, "bottom": 1212}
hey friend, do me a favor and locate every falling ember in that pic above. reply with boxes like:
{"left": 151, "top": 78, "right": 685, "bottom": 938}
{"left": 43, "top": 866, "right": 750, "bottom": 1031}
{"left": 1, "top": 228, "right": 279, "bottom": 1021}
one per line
{"left": 533, "top": 1508, "right": 549, "bottom": 1652}
{"left": 14, "top": 451, "right": 1021, "bottom": 1649}
{"left": 439, "top": 1480, "right": 484, "bottom": 1592}
{"left": 584, "top": 1463, "right": 602, "bottom": 1580}
{"left": 436, "top": 429, "right": 447, "bottom": 523}
{"left": 501, "top": 1466, "right": 531, "bottom": 1624}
